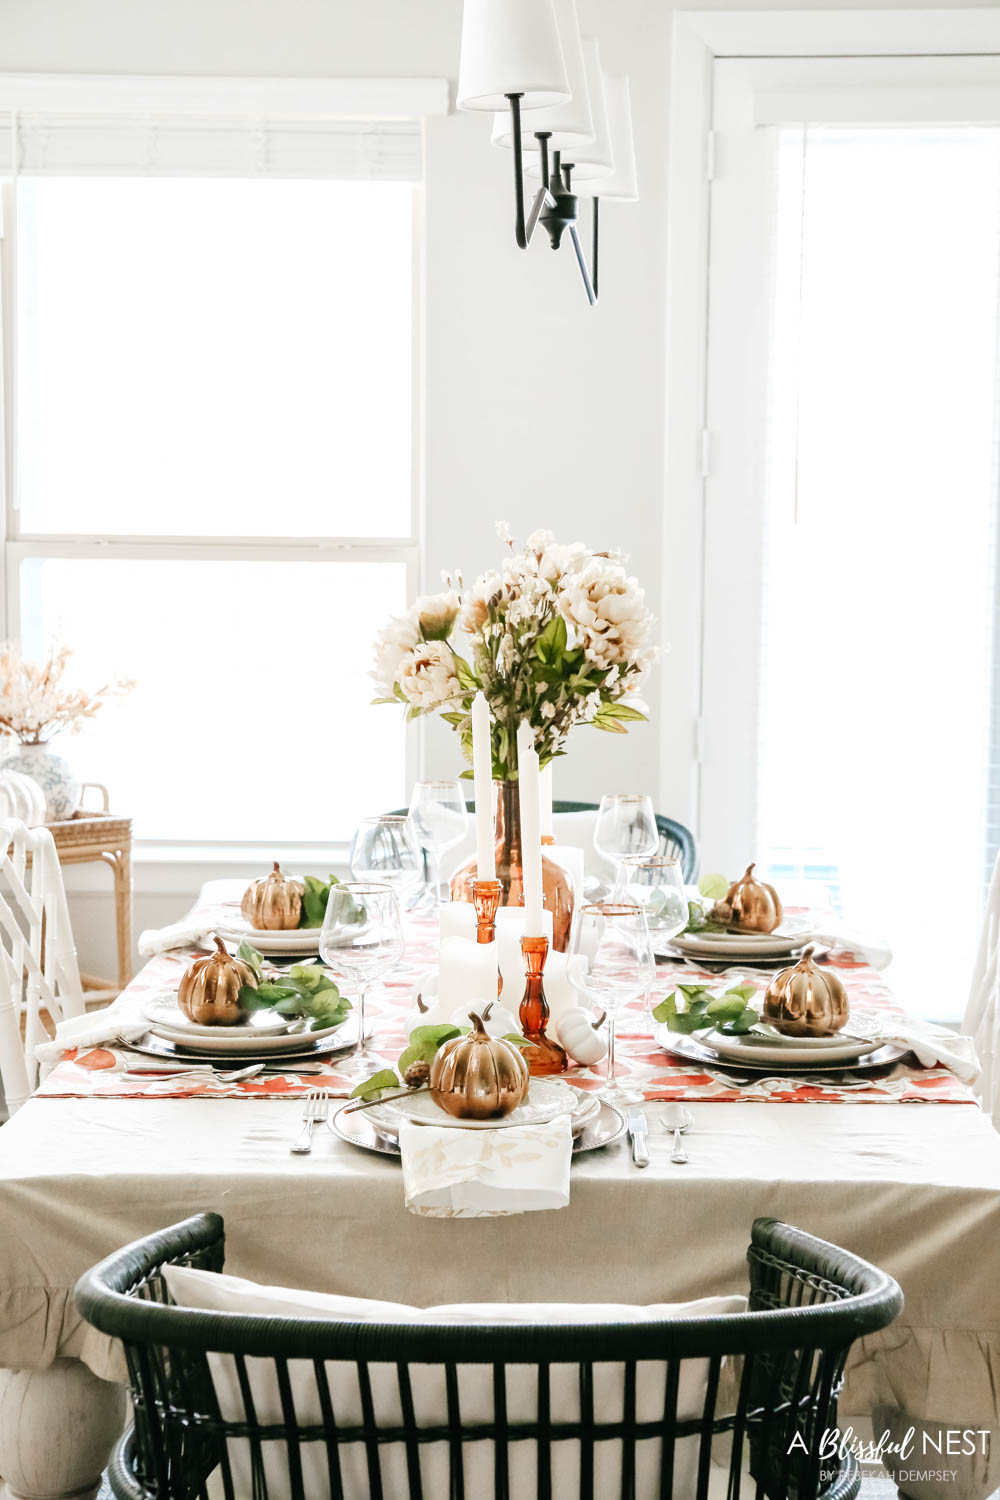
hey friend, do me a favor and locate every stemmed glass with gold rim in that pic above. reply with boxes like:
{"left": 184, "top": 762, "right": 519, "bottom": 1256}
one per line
{"left": 569, "top": 901, "right": 655, "bottom": 1105}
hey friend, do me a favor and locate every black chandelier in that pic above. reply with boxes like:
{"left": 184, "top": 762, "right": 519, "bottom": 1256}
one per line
{"left": 457, "top": 0, "right": 638, "bottom": 307}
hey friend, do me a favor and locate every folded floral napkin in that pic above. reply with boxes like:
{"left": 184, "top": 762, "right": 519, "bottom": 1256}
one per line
{"left": 399, "top": 1115, "right": 573, "bottom": 1218}
{"left": 34, "top": 997, "right": 149, "bottom": 1071}
{"left": 843, "top": 1011, "right": 980, "bottom": 1085}
{"left": 138, "top": 916, "right": 222, "bottom": 957}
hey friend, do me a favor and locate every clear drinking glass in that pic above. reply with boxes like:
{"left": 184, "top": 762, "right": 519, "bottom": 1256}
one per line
{"left": 614, "top": 855, "right": 688, "bottom": 951}
{"left": 407, "top": 780, "right": 469, "bottom": 908}
{"left": 350, "top": 815, "right": 423, "bottom": 905}
{"left": 319, "top": 881, "right": 404, "bottom": 1081}
{"left": 569, "top": 902, "right": 655, "bottom": 1105}
{"left": 593, "top": 794, "right": 659, "bottom": 878}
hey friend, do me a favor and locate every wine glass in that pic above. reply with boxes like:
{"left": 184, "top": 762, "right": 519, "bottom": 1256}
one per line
{"left": 407, "top": 780, "right": 469, "bottom": 908}
{"left": 593, "top": 794, "right": 658, "bottom": 881}
{"left": 350, "top": 816, "right": 423, "bottom": 906}
{"left": 614, "top": 855, "right": 688, "bottom": 950}
{"left": 319, "top": 882, "right": 403, "bottom": 1081}
{"left": 569, "top": 902, "right": 654, "bottom": 1104}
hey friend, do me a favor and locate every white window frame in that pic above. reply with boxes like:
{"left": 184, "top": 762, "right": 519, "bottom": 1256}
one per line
{"left": 0, "top": 73, "right": 447, "bottom": 864}
{"left": 663, "top": 8, "right": 1000, "bottom": 867}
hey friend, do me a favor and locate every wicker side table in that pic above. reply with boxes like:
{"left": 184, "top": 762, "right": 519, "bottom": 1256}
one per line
{"left": 46, "top": 785, "right": 133, "bottom": 1004}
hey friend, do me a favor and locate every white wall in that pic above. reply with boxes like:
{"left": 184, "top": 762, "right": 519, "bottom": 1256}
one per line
{"left": 1, "top": 0, "right": 974, "bottom": 974}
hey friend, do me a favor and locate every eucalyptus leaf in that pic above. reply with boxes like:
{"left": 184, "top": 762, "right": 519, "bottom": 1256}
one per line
{"left": 697, "top": 873, "right": 730, "bottom": 901}
{"left": 349, "top": 1069, "right": 400, "bottom": 1102}
{"left": 237, "top": 940, "right": 263, "bottom": 978}
{"left": 503, "top": 1034, "right": 532, "bottom": 1048}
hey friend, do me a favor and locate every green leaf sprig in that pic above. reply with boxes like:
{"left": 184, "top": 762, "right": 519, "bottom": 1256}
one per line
{"left": 236, "top": 944, "right": 352, "bottom": 1031}
{"left": 652, "top": 982, "right": 759, "bottom": 1036}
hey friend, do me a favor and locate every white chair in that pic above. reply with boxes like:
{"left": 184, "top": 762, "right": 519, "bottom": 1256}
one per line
{"left": 963, "top": 849, "right": 1000, "bottom": 1123}
{"left": 0, "top": 818, "right": 84, "bottom": 1116}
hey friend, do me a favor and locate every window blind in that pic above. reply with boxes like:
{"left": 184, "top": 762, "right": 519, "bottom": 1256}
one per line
{"left": 12, "top": 113, "right": 423, "bottom": 180}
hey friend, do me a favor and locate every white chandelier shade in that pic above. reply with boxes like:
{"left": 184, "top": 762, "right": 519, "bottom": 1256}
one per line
{"left": 573, "top": 74, "right": 638, "bottom": 199}
{"left": 524, "top": 38, "right": 615, "bottom": 178}
{"left": 456, "top": 0, "right": 571, "bottom": 113}
{"left": 488, "top": 0, "right": 594, "bottom": 151}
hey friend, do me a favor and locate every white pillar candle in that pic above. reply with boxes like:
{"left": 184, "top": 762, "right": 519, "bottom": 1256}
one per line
{"left": 545, "top": 843, "right": 585, "bottom": 899}
{"left": 471, "top": 691, "right": 496, "bottom": 881}
{"left": 539, "top": 762, "right": 554, "bottom": 840}
{"left": 542, "top": 950, "right": 589, "bottom": 1033}
{"left": 516, "top": 722, "right": 544, "bottom": 936}
{"left": 495, "top": 906, "right": 553, "bottom": 997}
{"left": 438, "top": 901, "right": 477, "bottom": 943}
{"left": 438, "top": 936, "right": 499, "bottom": 1012}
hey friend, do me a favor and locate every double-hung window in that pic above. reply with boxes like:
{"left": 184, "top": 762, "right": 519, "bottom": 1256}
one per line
{"left": 2, "top": 99, "right": 427, "bottom": 847}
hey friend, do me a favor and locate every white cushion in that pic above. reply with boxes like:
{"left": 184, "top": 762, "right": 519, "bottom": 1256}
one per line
{"left": 163, "top": 1263, "right": 746, "bottom": 1500}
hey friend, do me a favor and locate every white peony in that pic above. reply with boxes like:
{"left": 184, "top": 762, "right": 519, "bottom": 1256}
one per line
{"left": 557, "top": 557, "right": 653, "bottom": 670}
{"left": 370, "top": 609, "right": 420, "bottom": 698}
{"left": 414, "top": 589, "right": 460, "bottom": 641}
{"left": 458, "top": 570, "right": 506, "bottom": 634}
{"left": 397, "top": 641, "right": 462, "bottom": 709}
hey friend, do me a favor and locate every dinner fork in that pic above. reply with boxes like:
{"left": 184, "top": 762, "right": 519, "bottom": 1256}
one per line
{"left": 291, "top": 1090, "right": 330, "bottom": 1154}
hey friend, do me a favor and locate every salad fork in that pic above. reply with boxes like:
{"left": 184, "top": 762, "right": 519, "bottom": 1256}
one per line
{"left": 291, "top": 1090, "right": 330, "bottom": 1154}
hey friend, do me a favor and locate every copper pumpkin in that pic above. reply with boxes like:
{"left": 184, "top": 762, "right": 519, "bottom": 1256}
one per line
{"left": 727, "top": 863, "right": 783, "bottom": 934}
{"left": 241, "top": 862, "right": 304, "bottom": 931}
{"left": 763, "top": 946, "right": 848, "bottom": 1037}
{"left": 429, "top": 1003, "right": 529, "bottom": 1119}
{"left": 178, "top": 937, "right": 257, "bottom": 1026}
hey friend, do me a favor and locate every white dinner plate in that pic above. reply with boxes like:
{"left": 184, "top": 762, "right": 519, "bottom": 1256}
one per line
{"left": 367, "top": 1078, "right": 592, "bottom": 1133}
{"left": 142, "top": 996, "right": 290, "bottom": 1039}
{"left": 698, "top": 1028, "right": 879, "bottom": 1066}
{"left": 127, "top": 1021, "right": 360, "bottom": 1066}
{"left": 750, "top": 1023, "right": 865, "bottom": 1049}
{"left": 671, "top": 922, "right": 814, "bottom": 960}
{"left": 151, "top": 1015, "right": 350, "bottom": 1055}
{"left": 215, "top": 921, "right": 322, "bottom": 956}
{"left": 656, "top": 1026, "right": 907, "bottom": 1076}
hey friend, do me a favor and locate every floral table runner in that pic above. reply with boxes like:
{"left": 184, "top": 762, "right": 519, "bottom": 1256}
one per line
{"left": 35, "top": 900, "right": 977, "bottom": 1105}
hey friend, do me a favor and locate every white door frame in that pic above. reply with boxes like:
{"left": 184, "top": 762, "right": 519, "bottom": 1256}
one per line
{"left": 662, "top": 8, "right": 1000, "bottom": 860}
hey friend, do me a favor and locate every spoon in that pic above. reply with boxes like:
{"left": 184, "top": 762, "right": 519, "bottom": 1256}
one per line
{"left": 661, "top": 1103, "right": 692, "bottom": 1164}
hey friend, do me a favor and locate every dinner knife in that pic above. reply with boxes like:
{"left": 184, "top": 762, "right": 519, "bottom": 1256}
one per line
{"left": 627, "top": 1110, "right": 650, "bottom": 1168}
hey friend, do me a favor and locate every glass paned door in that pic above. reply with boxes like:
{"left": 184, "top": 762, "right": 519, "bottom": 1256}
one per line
{"left": 701, "top": 58, "right": 1000, "bottom": 1017}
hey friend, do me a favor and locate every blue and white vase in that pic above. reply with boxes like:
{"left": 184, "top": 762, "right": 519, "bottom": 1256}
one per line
{"left": 0, "top": 743, "right": 81, "bottom": 823}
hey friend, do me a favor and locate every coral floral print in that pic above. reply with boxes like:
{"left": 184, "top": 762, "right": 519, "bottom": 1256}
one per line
{"left": 34, "top": 900, "right": 976, "bottom": 1105}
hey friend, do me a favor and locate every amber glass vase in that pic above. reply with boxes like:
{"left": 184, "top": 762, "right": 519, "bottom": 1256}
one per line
{"left": 518, "top": 935, "right": 568, "bottom": 1075}
{"left": 450, "top": 780, "right": 574, "bottom": 951}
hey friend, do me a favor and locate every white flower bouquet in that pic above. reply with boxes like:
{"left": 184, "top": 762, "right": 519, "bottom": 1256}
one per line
{"left": 371, "top": 525, "right": 657, "bottom": 778}
{"left": 0, "top": 643, "right": 132, "bottom": 745}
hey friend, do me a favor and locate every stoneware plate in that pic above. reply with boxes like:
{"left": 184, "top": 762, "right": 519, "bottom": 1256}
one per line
{"left": 698, "top": 1028, "right": 879, "bottom": 1066}
{"left": 369, "top": 1077, "right": 588, "bottom": 1133}
{"left": 329, "top": 1097, "right": 626, "bottom": 1158}
{"left": 122, "top": 1020, "right": 360, "bottom": 1066}
{"left": 671, "top": 922, "right": 814, "bottom": 960}
{"left": 142, "top": 995, "right": 290, "bottom": 1038}
{"left": 656, "top": 1026, "right": 907, "bottom": 1075}
{"left": 215, "top": 921, "right": 322, "bottom": 956}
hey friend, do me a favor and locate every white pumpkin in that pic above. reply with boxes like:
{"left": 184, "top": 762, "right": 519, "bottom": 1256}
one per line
{"left": 556, "top": 1007, "right": 609, "bottom": 1065}
{"left": 450, "top": 1001, "right": 520, "bottom": 1037}
{"left": 0, "top": 769, "right": 46, "bottom": 827}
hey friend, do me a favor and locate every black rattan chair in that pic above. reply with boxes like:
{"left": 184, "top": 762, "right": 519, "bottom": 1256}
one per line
{"left": 388, "top": 800, "right": 699, "bottom": 881}
{"left": 76, "top": 1214, "right": 900, "bottom": 1500}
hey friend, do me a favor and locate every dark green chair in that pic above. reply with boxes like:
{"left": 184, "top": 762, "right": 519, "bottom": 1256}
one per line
{"left": 77, "top": 1214, "right": 900, "bottom": 1500}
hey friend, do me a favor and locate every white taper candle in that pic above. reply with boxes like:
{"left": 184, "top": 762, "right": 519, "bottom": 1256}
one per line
{"left": 516, "top": 721, "right": 545, "bottom": 935}
{"left": 471, "top": 691, "right": 496, "bottom": 880}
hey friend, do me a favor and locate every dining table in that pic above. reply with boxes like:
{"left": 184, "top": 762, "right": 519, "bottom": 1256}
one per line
{"left": 0, "top": 878, "right": 998, "bottom": 1500}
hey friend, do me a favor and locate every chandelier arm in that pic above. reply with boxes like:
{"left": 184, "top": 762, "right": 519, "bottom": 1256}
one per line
{"left": 568, "top": 222, "right": 597, "bottom": 306}
{"left": 592, "top": 196, "right": 599, "bottom": 301}
{"left": 506, "top": 93, "right": 529, "bottom": 250}
{"left": 525, "top": 184, "right": 555, "bottom": 243}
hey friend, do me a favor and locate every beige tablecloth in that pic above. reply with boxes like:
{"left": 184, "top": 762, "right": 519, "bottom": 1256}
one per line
{"left": 0, "top": 1092, "right": 998, "bottom": 1435}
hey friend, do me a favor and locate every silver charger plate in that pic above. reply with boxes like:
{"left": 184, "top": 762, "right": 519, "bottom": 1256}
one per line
{"left": 120, "top": 1019, "right": 361, "bottom": 1066}
{"left": 655, "top": 1026, "right": 908, "bottom": 1076}
{"left": 328, "top": 1097, "right": 627, "bottom": 1158}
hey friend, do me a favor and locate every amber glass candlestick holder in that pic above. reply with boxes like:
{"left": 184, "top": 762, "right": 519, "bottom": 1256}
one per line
{"left": 473, "top": 878, "right": 503, "bottom": 996}
{"left": 519, "top": 935, "right": 568, "bottom": 1075}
